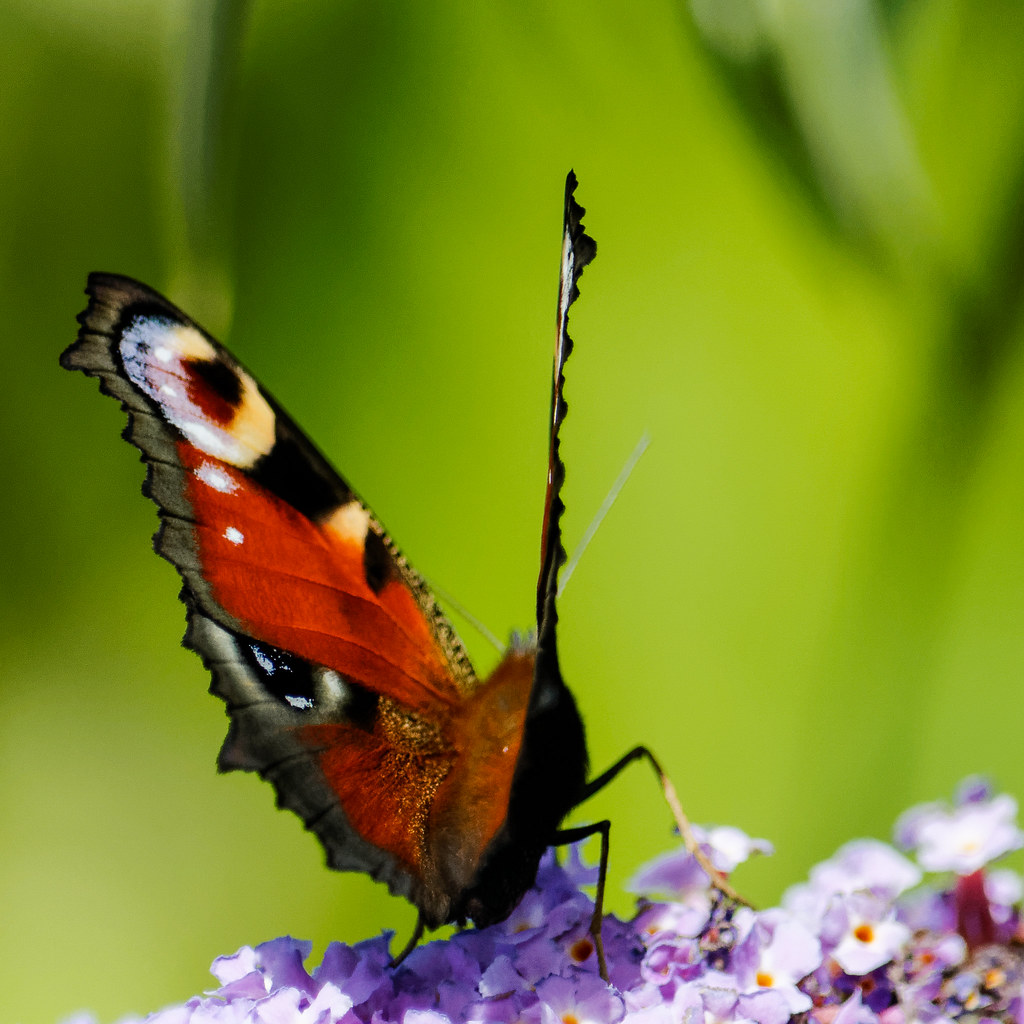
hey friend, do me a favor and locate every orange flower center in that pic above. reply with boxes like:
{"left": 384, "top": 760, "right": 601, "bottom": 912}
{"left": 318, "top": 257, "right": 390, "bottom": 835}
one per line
{"left": 569, "top": 939, "right": 594, "bottom": 963}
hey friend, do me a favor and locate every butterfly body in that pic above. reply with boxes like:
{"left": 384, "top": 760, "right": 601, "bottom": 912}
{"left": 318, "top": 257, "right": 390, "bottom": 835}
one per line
{"left": 62, "top": 176, "right": 596, "bottom": 934}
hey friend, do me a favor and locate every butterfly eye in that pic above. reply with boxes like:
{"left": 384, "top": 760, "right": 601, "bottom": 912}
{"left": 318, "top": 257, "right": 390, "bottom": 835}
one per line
{"left": 118, "top": 313, "right": 276, "bottom": 469}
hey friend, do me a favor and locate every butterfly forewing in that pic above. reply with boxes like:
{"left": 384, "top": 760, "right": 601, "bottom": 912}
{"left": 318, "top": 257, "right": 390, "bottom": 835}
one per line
{"left": 68, "top": 275, "right": 475, "bottom": 701}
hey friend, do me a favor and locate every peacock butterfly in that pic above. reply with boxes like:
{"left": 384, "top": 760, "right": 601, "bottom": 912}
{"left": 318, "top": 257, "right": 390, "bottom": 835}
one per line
{"left": 62, "top": 174, "right": 724, "bottom": 973}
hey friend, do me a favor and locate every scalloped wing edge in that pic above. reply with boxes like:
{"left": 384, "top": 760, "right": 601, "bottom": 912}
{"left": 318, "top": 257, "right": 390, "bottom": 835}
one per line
{"left": 183, "top": 606, "right": 427, "bottom": 907}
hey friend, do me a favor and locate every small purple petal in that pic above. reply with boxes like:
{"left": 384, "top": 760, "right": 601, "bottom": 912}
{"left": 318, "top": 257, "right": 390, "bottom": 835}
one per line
{"left": 210, "top": 946, "right": 261, "bottom": 986}
{"left": 953, "top": 776, "right": 993, "bottom": 806}
{"left": 621, "top": 1004, "right": 677, "bottom": 1024}
{"left": 479, "top": 954, "right": 527, "bottom": 998}
{"left": 702, "top": 826, "right": 774, "bottom": 873}
{"left": 628, "top": 845, "right": 710, "bottom": 898}
{"left": 222, "top": 987, "right": 294, "bottom": 1024}
{"left": 303, "top": 981, "right": 353, "bottom": 1022}
{"left": 985, "top": 866, "right": 1023, "bottom": 909}
{"left": 829, "top": 991, "right": 880, "bottom": 1024}
{"left": 213, "top": 971, "right": 271, "bottom": 1002}
{"left": 313, "top": 940, "right": 391, "bottom": 1006}
{"left": 737, "top": 987, "right": 794, "bottom": 1024}
{"left": 255, "top": 937, "right": 315, "bottom": 995}
{"left": 695, "top": 969, "right": 738, "bottom": 1014}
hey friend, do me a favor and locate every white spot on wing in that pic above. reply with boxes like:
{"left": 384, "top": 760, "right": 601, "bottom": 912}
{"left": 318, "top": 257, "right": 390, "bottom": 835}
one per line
{"left": 319, "top": 668, "right": 346, "bottom": 702}
{"left": 252, "top": 647, "right": 274, "bottom": 674}
{"left": 286, "top": 695, "right": 314, "bottom": 710}
{"left": 224, "top": 526, "right": 244, "bottom": 545}
{"left": 195, "top": 461, "right": 238, "bottom": 494}
{"left": 323, "top": 500, "right": 370, "bottom": 545}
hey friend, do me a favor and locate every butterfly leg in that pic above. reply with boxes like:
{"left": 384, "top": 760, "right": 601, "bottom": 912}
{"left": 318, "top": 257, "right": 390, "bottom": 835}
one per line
{"left": 552, "top": 820, "right": 611, "bottom": 981}
{"left": 579, "top": 746, "right": 748, "bottom": 906}
{"left": 389, "top": 913, "right": 426, "bottom": 969}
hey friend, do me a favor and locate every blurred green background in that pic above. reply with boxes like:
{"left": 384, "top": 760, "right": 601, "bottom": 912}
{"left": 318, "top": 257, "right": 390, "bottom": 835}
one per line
{"left": 5, "top": 0, "right": 1024, "bottom": 1020}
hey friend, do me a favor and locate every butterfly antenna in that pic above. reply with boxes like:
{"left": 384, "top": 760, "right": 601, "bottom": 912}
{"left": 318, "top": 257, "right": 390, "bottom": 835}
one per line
{"left": 426, "top": 578, "right": 505, "bottom": 653}
{"left": 558, "top": 432, "right": 650, "bottom": 598}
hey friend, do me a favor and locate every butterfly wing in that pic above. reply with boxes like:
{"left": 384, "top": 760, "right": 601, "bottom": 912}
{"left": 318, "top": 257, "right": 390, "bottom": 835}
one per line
{"left": 446, "top": 172, "right": 597, "bottom": 926}
{"left": 536, "top": 169, "right": 597, "bottom": 658}
{"left": 62, "top": 274, "right": 477, "bottom": 921}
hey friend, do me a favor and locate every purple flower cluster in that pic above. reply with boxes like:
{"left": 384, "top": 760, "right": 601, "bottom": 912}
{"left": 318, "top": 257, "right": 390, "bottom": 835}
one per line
{"left": 83, "top": 780, "right": 1024, "bottom": 1023}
